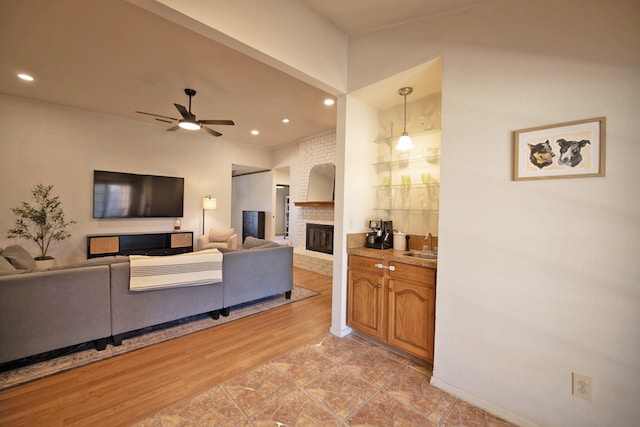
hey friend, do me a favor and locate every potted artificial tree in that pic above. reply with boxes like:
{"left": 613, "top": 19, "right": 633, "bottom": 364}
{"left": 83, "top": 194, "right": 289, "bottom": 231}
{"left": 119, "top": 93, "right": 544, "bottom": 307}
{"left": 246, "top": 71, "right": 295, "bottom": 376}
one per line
{"left": 7, "top": 184, "right": 76, "bottom": 268}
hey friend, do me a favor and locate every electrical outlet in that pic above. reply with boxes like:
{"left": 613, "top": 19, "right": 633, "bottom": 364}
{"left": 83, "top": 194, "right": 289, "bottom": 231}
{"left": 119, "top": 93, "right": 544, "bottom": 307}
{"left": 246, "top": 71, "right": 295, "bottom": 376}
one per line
{"left": 572, "top": 372, "right": 592, "bottom": 400}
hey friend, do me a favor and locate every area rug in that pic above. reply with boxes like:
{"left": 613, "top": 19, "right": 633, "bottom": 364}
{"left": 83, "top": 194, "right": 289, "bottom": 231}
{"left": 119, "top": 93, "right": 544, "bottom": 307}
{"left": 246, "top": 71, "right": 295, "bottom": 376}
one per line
{"left": 0, "top": 284, "right": 317, "bottom": 391}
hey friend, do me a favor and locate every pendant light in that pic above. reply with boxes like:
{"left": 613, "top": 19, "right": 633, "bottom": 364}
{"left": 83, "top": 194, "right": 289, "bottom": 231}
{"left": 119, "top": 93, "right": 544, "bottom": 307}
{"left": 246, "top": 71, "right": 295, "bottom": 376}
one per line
{"left": 396, "top": 87, "right": 414, "bottom": 151}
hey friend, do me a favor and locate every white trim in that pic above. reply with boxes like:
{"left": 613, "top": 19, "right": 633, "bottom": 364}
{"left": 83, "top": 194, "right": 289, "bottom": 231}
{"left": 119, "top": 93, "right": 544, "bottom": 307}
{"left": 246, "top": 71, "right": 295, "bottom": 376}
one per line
{"left": 329, "top": 325, "right": 352, "bottom": 338}
{"left": 430, "top": 376, "right": 541, "bottom": 427}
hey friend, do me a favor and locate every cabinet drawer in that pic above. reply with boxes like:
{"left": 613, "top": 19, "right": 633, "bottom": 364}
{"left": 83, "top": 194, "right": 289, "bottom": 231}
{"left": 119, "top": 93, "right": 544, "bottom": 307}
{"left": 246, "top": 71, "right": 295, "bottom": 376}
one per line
{"left": 349, "top": 255, "right": 383, "bottom": 274}
{"left": 389, "top": 262, "right": 435, "bottom": 286}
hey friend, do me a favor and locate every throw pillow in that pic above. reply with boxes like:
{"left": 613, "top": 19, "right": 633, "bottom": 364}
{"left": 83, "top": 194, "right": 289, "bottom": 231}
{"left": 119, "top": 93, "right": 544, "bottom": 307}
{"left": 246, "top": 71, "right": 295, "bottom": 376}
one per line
{"left": 0, "top": 256, "right": 16, "bottom": 273}
{"left": 243, "top": 236, "right": 267, "bottom": 249}
{"left": 2, "top": 245, "right": 37, "bottom": 270}
{"left": 209, "top": 228, "right": 235, "bottom": 242}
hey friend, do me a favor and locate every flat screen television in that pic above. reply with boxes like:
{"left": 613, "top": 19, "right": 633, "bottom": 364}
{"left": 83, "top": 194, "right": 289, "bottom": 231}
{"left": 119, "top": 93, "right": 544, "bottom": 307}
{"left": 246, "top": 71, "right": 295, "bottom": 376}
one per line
{"left": 93, "top": 170, "right": 184, "bottom": 218}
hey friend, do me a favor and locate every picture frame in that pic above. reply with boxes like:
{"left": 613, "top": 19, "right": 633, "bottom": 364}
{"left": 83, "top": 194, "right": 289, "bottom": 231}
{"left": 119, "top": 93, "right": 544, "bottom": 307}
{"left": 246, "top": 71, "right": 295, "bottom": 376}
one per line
{"left": 513, "top": 117, "right": 606, "bottom": 181}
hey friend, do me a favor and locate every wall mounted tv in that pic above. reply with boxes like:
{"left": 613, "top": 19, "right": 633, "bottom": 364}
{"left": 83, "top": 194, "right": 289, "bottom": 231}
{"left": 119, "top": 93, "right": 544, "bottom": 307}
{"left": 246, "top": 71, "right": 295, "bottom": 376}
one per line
{"left": 93, "top": 170, "right": 184, "bottom": 218}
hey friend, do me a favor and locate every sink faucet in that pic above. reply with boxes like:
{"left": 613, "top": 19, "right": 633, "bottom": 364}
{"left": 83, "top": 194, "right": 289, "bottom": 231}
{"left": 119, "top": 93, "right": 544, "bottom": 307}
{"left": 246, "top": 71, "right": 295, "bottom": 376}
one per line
{"left": 423, "top": 233, "right": 433, "bottom": 252}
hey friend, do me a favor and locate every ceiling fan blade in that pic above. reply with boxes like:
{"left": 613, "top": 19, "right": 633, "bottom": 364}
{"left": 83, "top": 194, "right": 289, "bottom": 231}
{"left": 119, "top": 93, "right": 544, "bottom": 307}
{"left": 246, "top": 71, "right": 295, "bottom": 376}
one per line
{"left": 155, "top": 118, "right": 173, "bottom": 124}
{"left": 166, "top": 125, "right": 181, "bottom": 132}
{"left": 199, "top": 119, "right": 235, "bottom": 126}
{"left": 203, "top": 126, "right": 222, "bottom": 137}
{"left": 174, "top": 103, "right": 192, "bottom": 120}
{"left": 135, "top": 111, "right": 178, "bottom": 121}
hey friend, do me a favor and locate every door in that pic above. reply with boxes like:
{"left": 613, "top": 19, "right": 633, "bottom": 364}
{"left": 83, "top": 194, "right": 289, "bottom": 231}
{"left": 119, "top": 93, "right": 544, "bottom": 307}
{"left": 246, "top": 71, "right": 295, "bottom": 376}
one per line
{"left": 347, "top": 256, "right": 385, "bottom": 340}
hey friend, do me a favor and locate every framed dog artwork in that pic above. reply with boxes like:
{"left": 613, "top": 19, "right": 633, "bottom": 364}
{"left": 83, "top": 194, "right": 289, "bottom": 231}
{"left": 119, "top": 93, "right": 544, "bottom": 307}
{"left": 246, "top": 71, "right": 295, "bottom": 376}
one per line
{"left": 513, "top": 117, "right": 606, "bottom": 181}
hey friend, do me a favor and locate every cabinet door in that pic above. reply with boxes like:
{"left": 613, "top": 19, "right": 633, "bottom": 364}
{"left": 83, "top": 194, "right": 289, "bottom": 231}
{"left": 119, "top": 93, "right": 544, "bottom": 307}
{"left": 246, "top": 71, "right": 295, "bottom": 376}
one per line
{"left": 387, "top": 265, "right": 436, "bottom": 361}
{"left": 347, "top": 268, "right": 385, "bottom": 340}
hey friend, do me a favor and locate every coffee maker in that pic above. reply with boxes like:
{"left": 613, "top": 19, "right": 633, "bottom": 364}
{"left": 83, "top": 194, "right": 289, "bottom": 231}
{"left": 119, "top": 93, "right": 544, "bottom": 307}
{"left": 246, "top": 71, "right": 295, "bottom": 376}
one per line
{"left": 366, "top": 220, "right": 393, "bottom": 249}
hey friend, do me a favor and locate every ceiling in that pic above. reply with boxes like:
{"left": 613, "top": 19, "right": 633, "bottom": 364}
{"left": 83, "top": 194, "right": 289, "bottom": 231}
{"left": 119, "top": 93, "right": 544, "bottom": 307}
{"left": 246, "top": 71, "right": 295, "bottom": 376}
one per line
{"left": 0, "top": 0, "right": 481, "bottom": 150}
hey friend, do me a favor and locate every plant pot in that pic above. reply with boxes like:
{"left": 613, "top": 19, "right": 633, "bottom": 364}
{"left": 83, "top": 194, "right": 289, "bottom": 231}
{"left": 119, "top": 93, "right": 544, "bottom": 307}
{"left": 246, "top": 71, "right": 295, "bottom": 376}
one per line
{"left": 35, "top": 258, "right": 57, "bottom": 269}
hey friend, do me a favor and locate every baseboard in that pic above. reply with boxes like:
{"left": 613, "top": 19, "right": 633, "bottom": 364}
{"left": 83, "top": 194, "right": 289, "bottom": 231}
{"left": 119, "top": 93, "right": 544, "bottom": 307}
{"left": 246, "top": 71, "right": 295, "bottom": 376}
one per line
{"left": 329, "top": 325, "right": 352, "bottom": 338}
{"left": 429, "top": 376, "right": 540, "bottom": 427}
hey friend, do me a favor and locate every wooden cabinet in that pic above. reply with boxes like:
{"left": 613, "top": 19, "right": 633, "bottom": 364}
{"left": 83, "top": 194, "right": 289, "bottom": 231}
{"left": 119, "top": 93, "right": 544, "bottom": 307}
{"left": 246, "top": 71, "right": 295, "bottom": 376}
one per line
{"left": 347, "top": 255, "right": 436, "bottom": 362}
{"left": 387, "top": 261, "right": 436, "bottom": 361}
{"left": 347, "top": 256, "right": 385, "bottom": 340}
{"left": 87, "top": 231, "right": 193, "bottom": 258}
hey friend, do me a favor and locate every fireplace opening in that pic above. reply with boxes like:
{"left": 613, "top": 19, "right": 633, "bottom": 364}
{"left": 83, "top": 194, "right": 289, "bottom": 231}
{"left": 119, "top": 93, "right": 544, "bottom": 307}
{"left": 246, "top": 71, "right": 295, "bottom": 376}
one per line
{"left": 306, "top": 223, "right": 334, "bottom": 255}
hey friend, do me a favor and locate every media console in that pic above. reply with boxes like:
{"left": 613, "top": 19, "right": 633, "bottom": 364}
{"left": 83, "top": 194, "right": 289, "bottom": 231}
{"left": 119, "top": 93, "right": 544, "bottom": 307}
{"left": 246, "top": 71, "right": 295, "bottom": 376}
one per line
{"left": 87, "top": 231, "right": 193, "bottom": 258}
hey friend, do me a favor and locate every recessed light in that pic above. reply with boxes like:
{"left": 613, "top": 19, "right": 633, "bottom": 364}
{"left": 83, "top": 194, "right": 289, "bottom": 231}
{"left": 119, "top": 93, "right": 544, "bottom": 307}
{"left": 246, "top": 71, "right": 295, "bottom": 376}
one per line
{"left": 324, "top": 98, "right": 335, "bottom": 106}
{"left": 17, "top": 73, "right": 34, "bottom": 82}
{"left": 281, "top": 118, "right": 290, "bottom": 124}
{"left": 251, "top": 130, "right": 260, "bottom": 135}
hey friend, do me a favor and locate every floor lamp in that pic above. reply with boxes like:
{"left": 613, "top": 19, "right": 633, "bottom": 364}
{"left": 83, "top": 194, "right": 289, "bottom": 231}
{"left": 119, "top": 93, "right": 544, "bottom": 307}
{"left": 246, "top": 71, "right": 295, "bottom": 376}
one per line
{"left": 202, "top": 196, "right": 217, "bottom": 234}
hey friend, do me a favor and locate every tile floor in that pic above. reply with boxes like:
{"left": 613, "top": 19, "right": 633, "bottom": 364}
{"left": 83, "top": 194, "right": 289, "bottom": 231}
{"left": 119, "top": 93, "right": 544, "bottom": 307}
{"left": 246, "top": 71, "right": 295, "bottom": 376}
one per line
{"left": 132, "top": 333, "right": 518, "bottom": 426}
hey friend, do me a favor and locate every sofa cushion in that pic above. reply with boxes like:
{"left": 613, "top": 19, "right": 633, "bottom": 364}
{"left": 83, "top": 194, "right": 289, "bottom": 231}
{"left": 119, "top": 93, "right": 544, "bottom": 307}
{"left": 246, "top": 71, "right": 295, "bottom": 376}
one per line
{"left": 58, "top": 256, "right": 129, "bottom": 270}
{"left": 217, "top": 247, "right": 238, "bottom": 253}
{"left": 2, "top": 245, "right": 36, "bottom": 270}
{"left": 209, "top": 228, "right": 235, "bottom": 242}
{"left": 242, "top": 236, "right": 281, "bottom": 250}
{"left": 0, "top": 256, "right": 16, "bottom": 273}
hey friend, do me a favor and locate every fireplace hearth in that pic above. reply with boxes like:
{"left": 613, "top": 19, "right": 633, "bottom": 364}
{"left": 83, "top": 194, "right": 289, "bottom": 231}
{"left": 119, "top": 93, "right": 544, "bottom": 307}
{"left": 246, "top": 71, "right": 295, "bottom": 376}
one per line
{"left": 306, "top": 223, "right": 334, "bottom": 255}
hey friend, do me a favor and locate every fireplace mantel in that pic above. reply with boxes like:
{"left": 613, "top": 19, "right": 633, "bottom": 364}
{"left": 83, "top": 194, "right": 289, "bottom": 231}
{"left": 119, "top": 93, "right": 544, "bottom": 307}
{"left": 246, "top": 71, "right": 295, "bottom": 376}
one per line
{"left": 294, "top": 201, "right": 334, "bottom": 207}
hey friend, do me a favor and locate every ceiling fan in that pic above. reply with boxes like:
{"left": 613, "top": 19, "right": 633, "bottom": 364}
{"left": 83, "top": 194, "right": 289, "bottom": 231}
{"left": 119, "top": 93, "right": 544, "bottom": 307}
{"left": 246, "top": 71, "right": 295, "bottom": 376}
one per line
{"left": 136, "top": 88, "right": 234, "bottom": 137}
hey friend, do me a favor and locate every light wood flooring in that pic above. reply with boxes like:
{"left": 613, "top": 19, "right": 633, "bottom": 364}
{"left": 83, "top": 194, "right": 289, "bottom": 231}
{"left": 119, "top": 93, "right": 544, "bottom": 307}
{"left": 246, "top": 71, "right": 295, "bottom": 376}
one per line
{"left": 0, "top": 268, "right": 332, "bottom": 427}
{"left": 1, "top": 268, "right": 518, "bottom": 427}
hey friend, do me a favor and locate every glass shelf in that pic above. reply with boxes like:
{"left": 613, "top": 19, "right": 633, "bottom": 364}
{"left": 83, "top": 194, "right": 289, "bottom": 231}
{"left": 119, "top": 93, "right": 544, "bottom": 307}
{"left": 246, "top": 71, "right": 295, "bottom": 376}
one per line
{"left": 373, "top": 185, "right": 439, "bottom": 211}
{"left": 371, "top": 183, "right": 439, "bottom": 190}
{"left": 372, "top": 208, "right": 440, "bottom": 213}
{"left": 373, "top": 155, "right": 440, "bottom": 168}
{"left": 372, "top": 127, "right": 441, "bottom": 145}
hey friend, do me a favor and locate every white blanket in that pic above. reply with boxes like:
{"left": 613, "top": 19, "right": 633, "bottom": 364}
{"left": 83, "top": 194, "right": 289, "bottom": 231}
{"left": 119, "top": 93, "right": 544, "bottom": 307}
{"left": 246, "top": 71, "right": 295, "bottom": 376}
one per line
{"left": 129, "top": 249, "right": 223, "bottom": 291}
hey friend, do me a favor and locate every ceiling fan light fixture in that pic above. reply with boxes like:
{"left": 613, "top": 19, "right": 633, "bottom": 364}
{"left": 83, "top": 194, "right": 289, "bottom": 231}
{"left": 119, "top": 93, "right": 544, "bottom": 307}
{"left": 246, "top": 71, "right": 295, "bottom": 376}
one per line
{"left": 396, "top": 87, "right": 414, "bottom": 151}
{"left": 178, "top": 119, "right": 201, "bottom": 131}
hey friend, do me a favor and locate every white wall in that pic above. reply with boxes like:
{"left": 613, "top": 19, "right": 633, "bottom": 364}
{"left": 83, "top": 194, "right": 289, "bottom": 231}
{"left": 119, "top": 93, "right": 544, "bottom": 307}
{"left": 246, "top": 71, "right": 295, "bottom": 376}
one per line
{"left": 0, "top": 94, "right": 273, "bottom": 264}
{"left": 8, "top": 2, "right": 637, "bottom": 426}
{"left": 345, "top": 1, "right": 640, "bottom": 426}
{"left": 131, "top": 0, "right": 347, "bottom": 94}
{"left": 330, "top": 95, "right": 379, "bottom": 338}
{"left": 231, "top": 171, "right": 274, "bottom": 241}
{"left": 273, "top": 145, "right": 300, "bottom": 243}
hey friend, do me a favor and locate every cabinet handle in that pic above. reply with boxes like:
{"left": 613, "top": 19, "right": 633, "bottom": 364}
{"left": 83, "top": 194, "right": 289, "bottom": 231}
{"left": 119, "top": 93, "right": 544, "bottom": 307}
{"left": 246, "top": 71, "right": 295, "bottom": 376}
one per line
{"left": 377, "top": 285, "right": 382, "bottom": 288}
{"left": 375, "top": 263, "right": 396, "bottom": 271}
{"left": 388, "top": 288, "right": 393, "bottom": 292}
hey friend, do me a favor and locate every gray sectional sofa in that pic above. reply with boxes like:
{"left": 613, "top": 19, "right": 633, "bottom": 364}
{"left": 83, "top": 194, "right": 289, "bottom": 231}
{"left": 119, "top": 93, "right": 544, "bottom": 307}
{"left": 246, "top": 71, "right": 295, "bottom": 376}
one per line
{"left": 0, "top": 241, "right": 293, "bottom": 365}
{"left": 0, "top": 264, "right": 112, "bottom": 365}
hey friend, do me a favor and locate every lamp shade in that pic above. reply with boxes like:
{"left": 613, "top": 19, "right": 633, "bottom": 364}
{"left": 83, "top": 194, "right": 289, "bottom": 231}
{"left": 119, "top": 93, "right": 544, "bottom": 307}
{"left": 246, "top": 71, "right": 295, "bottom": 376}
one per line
{"left": 396, "top": 134, "right": 414, "bottom": 151}
{"left": 202, "top": 196, "right": 217, "bottom": 210}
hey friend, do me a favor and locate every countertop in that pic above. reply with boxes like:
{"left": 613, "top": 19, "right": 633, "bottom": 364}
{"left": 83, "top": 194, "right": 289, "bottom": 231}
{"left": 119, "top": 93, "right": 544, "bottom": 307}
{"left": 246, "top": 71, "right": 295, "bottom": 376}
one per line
{"left": 347, "top": 247, "right": 437, "bottom": 269}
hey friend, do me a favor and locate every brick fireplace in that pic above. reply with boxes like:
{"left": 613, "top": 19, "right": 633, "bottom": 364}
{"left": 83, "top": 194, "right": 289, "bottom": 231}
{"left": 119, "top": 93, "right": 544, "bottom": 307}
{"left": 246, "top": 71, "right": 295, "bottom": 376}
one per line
{"left": 291, "top": 131, "right": 336, "bottom": 276}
